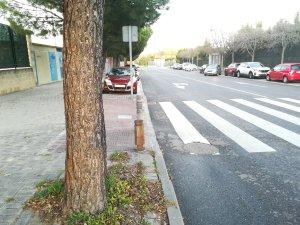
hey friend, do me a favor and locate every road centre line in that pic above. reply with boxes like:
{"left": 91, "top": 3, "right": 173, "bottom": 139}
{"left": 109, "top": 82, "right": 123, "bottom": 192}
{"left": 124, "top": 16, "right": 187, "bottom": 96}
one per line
{"left": 184, "top": 101, "right": 276, "bottom": 153}
{"left": 235, "top": 81, "right": 266, "bottom": 88}
{"left": 208, "top": 99, "right": 300, "bottom": 148}
{"left": 232, "top": 99, "right": 300, "bottom": 126}
{"left": 170, "top": 73, "right": 267, "bottom": 98}
{"left": 159, "top": 102, "right": 210, "bottom": 145}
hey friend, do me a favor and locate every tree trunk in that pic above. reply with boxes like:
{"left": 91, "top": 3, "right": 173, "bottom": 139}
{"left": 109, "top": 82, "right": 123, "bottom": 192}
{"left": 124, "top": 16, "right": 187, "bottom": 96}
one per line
{"left": 281, "top": 46, "right": 286, "bottom": 64}
{"left": 231, "top": 52, "right": 235, "bottom": 63}
{"left": 251, "top": 52, "right": 255, "bottom": 62}
{"left": 63, "top": 0, "right": 106, "bottom": 214}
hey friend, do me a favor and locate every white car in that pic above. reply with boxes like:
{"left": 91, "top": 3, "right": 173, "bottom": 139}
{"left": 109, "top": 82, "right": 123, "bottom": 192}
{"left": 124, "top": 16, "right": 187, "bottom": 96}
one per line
{"left": 236, "top": 62, "right": 270, "bottom": 79}
{"left": 182, "top": 63, "right": 198, "bottom": 71}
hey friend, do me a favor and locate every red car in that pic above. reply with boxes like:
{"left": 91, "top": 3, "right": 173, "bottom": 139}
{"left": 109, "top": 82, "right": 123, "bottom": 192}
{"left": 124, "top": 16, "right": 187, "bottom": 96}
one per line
{"left": 266, "top": 63, "right": 300, "bottom": 83}
{"left": 224, "top": 63, "right": 240, "bottom": 76}
{"left": 103, "top": 67, "right": 138, "bottom": 94}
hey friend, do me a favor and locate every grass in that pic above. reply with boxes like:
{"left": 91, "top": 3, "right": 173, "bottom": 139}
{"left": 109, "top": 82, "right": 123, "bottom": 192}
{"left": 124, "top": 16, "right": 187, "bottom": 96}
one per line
{"left": 24, "top": 179, "right": 64, "bottom": 222}
{"left": 25, "top": 155, "right": 167, "bottom": 225}
{"left": 109, "top": 151, "right": 130, "bottom": 163}
{"left": 5, "top": 197, "right": 15, "bottom": 203}
{"left": 67, "top": 161, "right": 167, "bottom": 225}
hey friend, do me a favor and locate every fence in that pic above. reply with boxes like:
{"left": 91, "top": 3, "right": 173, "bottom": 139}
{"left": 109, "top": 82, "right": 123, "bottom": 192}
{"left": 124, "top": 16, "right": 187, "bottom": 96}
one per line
{"left": 224, "top": 44, "right": 300, "bottom": 68}
{"left": 0, "top": 23, "right": 30, "bottom": 69}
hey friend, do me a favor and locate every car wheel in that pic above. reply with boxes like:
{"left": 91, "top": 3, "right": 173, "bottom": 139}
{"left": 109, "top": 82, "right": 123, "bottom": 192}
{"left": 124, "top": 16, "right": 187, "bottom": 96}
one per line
{"left": 224, "top": 71, "right": 227, "bottom": 76}
{"left": 249, "top": 72, "right": 253, "bottom": 79}
{"left": 237, "top": 71, "right": 241, "bottom": 78}
{"left": 283, "top": 76, "right": 289, "bottom": 83}
{"left": 204, "top": 73, "right": 207, "bottom": 76}
{"left": 266, "top": 75, "right": 270, "bottom": 81}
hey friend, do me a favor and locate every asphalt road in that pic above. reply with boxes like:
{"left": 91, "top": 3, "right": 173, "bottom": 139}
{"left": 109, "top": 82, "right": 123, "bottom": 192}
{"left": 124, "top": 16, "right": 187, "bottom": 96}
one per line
{"left": 141, "top": 67, "right": 300, "bottom": 225}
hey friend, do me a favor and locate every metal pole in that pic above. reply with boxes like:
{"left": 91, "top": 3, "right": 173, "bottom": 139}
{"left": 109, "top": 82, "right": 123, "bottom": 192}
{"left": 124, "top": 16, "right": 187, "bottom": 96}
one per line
{"left": 129, "top": 26, "right": 133, "bottom": 97}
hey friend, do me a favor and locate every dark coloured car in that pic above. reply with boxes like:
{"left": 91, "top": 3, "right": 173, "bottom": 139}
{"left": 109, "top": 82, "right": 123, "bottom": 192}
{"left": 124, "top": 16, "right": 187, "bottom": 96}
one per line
{"left": 224, "top": 63, "right": 240, "bottom": 76}
{"left": 204, "top": 64, "right": 221, "bottom": 76}
{"left": 199, "top": 64, "right": 208, "bottom": 74}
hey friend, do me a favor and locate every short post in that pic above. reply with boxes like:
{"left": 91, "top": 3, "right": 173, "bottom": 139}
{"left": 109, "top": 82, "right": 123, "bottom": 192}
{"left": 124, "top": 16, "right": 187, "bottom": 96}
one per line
{"left": 135, "top": 95, "right": 144, "bottom": 151}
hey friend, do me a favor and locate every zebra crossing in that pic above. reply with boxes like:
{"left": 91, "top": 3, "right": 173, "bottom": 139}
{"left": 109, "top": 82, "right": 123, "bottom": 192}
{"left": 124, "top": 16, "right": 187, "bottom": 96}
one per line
{"left": 159, "top": 97, "right": 300, "bottom": 153}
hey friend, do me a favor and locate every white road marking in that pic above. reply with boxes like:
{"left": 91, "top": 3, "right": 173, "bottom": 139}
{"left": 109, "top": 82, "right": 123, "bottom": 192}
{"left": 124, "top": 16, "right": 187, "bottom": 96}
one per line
{"left": 278, "top": 98, "right": 300, "bottom": 105}
{"left": 235, "top": 81, "right": 266, "bottom": 88}
{"left": 208, "top": 100, "right": 300, "bottom": 148}
{"left": 255, "top": 98, "right": 300, "bottom": 113}
{"left": 171, "top": 74, "right": 267, "bottom": 98}
{"left": 173, "top": 83, "right": 189, "bottom": 90}
{"left": 232, "top": 99, "right": 300, "bottom": 126}
{"left": 159, "top": 102, "right": 210, "bottom": 144}
{"left": 184, "top": 101, "right": 276, "bottom": 153}
{"left": 118, "top": 115, "right": 132, "bottom": 120}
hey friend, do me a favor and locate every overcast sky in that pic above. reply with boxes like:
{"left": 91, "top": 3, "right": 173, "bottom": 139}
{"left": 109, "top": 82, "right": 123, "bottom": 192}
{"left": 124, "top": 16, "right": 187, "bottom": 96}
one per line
{"left": 1, "top": 0, "right": 299, "bottom": 50}
{"left": 142, "top": 0, "right": 300, "bottom": 54}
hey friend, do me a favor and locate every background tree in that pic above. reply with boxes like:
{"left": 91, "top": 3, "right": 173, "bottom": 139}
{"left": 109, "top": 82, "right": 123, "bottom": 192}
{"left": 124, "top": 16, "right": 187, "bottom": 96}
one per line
{"left": 269, "top": 19, "right": 299, "bottom": 63}
{"left": 225, "top": 34, "right": 241, "bottom": 63}
{"left": 236, "top": 23, "right": 265, "bottom": 61}
{"left": 0, "top": 0, "right": 169, "bottom": 62}
{"left": 209, "top": 30, "right": 226, "bottom": 66}
{"left": 63, "top": 0, "right": 106, "bottom": 214}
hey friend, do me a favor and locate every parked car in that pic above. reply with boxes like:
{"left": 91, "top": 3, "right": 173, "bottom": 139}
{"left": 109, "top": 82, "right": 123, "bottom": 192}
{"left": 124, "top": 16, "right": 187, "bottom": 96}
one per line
{"left": 204, "top": 64, "right": 221, "bottom": 76}
{"left": 236, "top": 62, "right": 270, "bottom": 78}
{"left": 125, "top": 64, "right": 141, "bottom": 80}
{"left": 103, "top": 67, "right": 138, "bottom": 94}
{"left": 267, "top": 63, "right": 300, "bottom": 83}
{"left": 184, "top": 63, "right": 198, "bottom": 71}
{"left": 182, "top": 63, "right": 191, "bottom": 71}
{"left": 224, "top": 63, "right": 240, "bottom": 76}
{"left": 171, "top": 63, "right": 182, "bottom": 70}
{"left": 199, "top": 64, "right": 208, "bottom": 74}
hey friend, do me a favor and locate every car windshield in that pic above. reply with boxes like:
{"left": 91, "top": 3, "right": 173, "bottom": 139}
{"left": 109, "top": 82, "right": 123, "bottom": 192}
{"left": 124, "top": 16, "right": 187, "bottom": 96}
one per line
{"left": 207, "top": 65, "right": 217, "bottom": 69}
{"left": 110, "top": 68, "right": 131, "bottom": 76}
{"left": 291, "top": 64, "right": 300, "bottom": 71}
{"left": 248, "top": 62, "right": 264, "bottom": 68}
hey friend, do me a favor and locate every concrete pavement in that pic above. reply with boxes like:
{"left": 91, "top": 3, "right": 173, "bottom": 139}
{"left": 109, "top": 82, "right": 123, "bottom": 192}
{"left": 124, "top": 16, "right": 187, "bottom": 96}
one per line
{"left": 0, "top": 81, "right": 182, "bottom": 225}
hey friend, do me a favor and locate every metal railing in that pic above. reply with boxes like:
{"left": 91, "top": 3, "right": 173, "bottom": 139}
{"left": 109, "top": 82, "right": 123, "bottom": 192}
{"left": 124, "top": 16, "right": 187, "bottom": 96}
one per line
{"left": 0, "top": 23, "right": 30, "bottom": 69}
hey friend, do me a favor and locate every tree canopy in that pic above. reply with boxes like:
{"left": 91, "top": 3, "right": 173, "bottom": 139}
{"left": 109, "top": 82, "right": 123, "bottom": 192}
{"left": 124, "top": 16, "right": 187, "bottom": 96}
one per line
{"left": 0, "top": 0, "right": 169, "bottom": 59}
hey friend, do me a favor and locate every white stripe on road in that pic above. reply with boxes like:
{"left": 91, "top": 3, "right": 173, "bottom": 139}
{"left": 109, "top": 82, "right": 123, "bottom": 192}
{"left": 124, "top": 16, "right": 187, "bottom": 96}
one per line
{"left": 278, "top": 98, "right": 300, "bottom": 105}
{"left": 235, "top": 81, "right": 266, "bottom": 88}
{"left": 208, "top": 100, "right": 300, "bottom": 148}
{"left": 159, "top": 102, "right": 210, "bottom": 144}
{"left": 232, "top": 99, "right": 300, "bottom": 126}
{"left": 184, "top": 101, "right": 276, "bottom": 153}
{"left": 255, "top": 98, "right": 300, "bottom": 113}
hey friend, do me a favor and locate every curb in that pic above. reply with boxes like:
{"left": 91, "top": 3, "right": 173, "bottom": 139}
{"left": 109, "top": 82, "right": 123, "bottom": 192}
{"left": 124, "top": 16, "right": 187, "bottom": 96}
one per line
{"left": 139, "top": 82, "right": 185, "bottom": 225}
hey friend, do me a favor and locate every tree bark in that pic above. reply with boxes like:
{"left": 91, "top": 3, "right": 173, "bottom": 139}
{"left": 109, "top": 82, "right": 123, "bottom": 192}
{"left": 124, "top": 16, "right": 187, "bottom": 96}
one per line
{"left": 281, "top": 46, "right": 286, "bottom": 64}
{"left": 63, "top": 0, "right": 106, "bottom": 214}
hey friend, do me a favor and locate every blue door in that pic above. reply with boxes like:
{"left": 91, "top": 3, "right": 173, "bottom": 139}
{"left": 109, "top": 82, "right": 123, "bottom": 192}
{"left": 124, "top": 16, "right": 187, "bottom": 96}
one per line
{"left": 48, "top": 52, "right": 58, "bottom": 81}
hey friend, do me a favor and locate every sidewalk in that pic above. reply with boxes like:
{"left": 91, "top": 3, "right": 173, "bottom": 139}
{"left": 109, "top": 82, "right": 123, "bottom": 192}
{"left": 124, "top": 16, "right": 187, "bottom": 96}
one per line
{"left": 0, "top": 81, "right": 183, "bottom": 224}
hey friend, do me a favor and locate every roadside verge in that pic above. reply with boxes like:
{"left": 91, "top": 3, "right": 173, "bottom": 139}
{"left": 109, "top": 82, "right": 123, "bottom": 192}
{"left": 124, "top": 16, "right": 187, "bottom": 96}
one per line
{"left": 139, "top": 81, "right": 185, "bottom": 225}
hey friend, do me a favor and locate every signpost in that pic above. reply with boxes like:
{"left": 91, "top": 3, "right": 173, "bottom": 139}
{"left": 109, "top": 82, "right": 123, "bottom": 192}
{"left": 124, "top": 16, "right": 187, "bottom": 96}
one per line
{"left": 122, "top": 26, "right": 138, "bottom": 97}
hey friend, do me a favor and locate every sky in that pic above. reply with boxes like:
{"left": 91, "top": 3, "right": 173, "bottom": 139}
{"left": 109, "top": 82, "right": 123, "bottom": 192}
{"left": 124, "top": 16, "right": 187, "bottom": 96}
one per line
{"left": 142, "top": 0, "right": 300, "bottom": 54}
{"left": 1, "top": 0, "right": 299, "bottom": 50}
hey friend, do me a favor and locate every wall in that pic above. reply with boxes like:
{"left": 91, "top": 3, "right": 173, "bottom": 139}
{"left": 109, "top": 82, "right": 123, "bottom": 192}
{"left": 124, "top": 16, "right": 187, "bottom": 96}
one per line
{"left": 0, "top": 68, "right": 35, "bottom": 95}
{"left": 31, "top": 44, "right": 63, "bottom": 85}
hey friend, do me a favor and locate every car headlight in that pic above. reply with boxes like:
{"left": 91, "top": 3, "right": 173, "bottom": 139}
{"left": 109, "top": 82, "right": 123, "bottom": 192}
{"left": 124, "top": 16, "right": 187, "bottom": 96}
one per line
{"left": 105, "top": 78, "right": 112, "bottom": 85}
